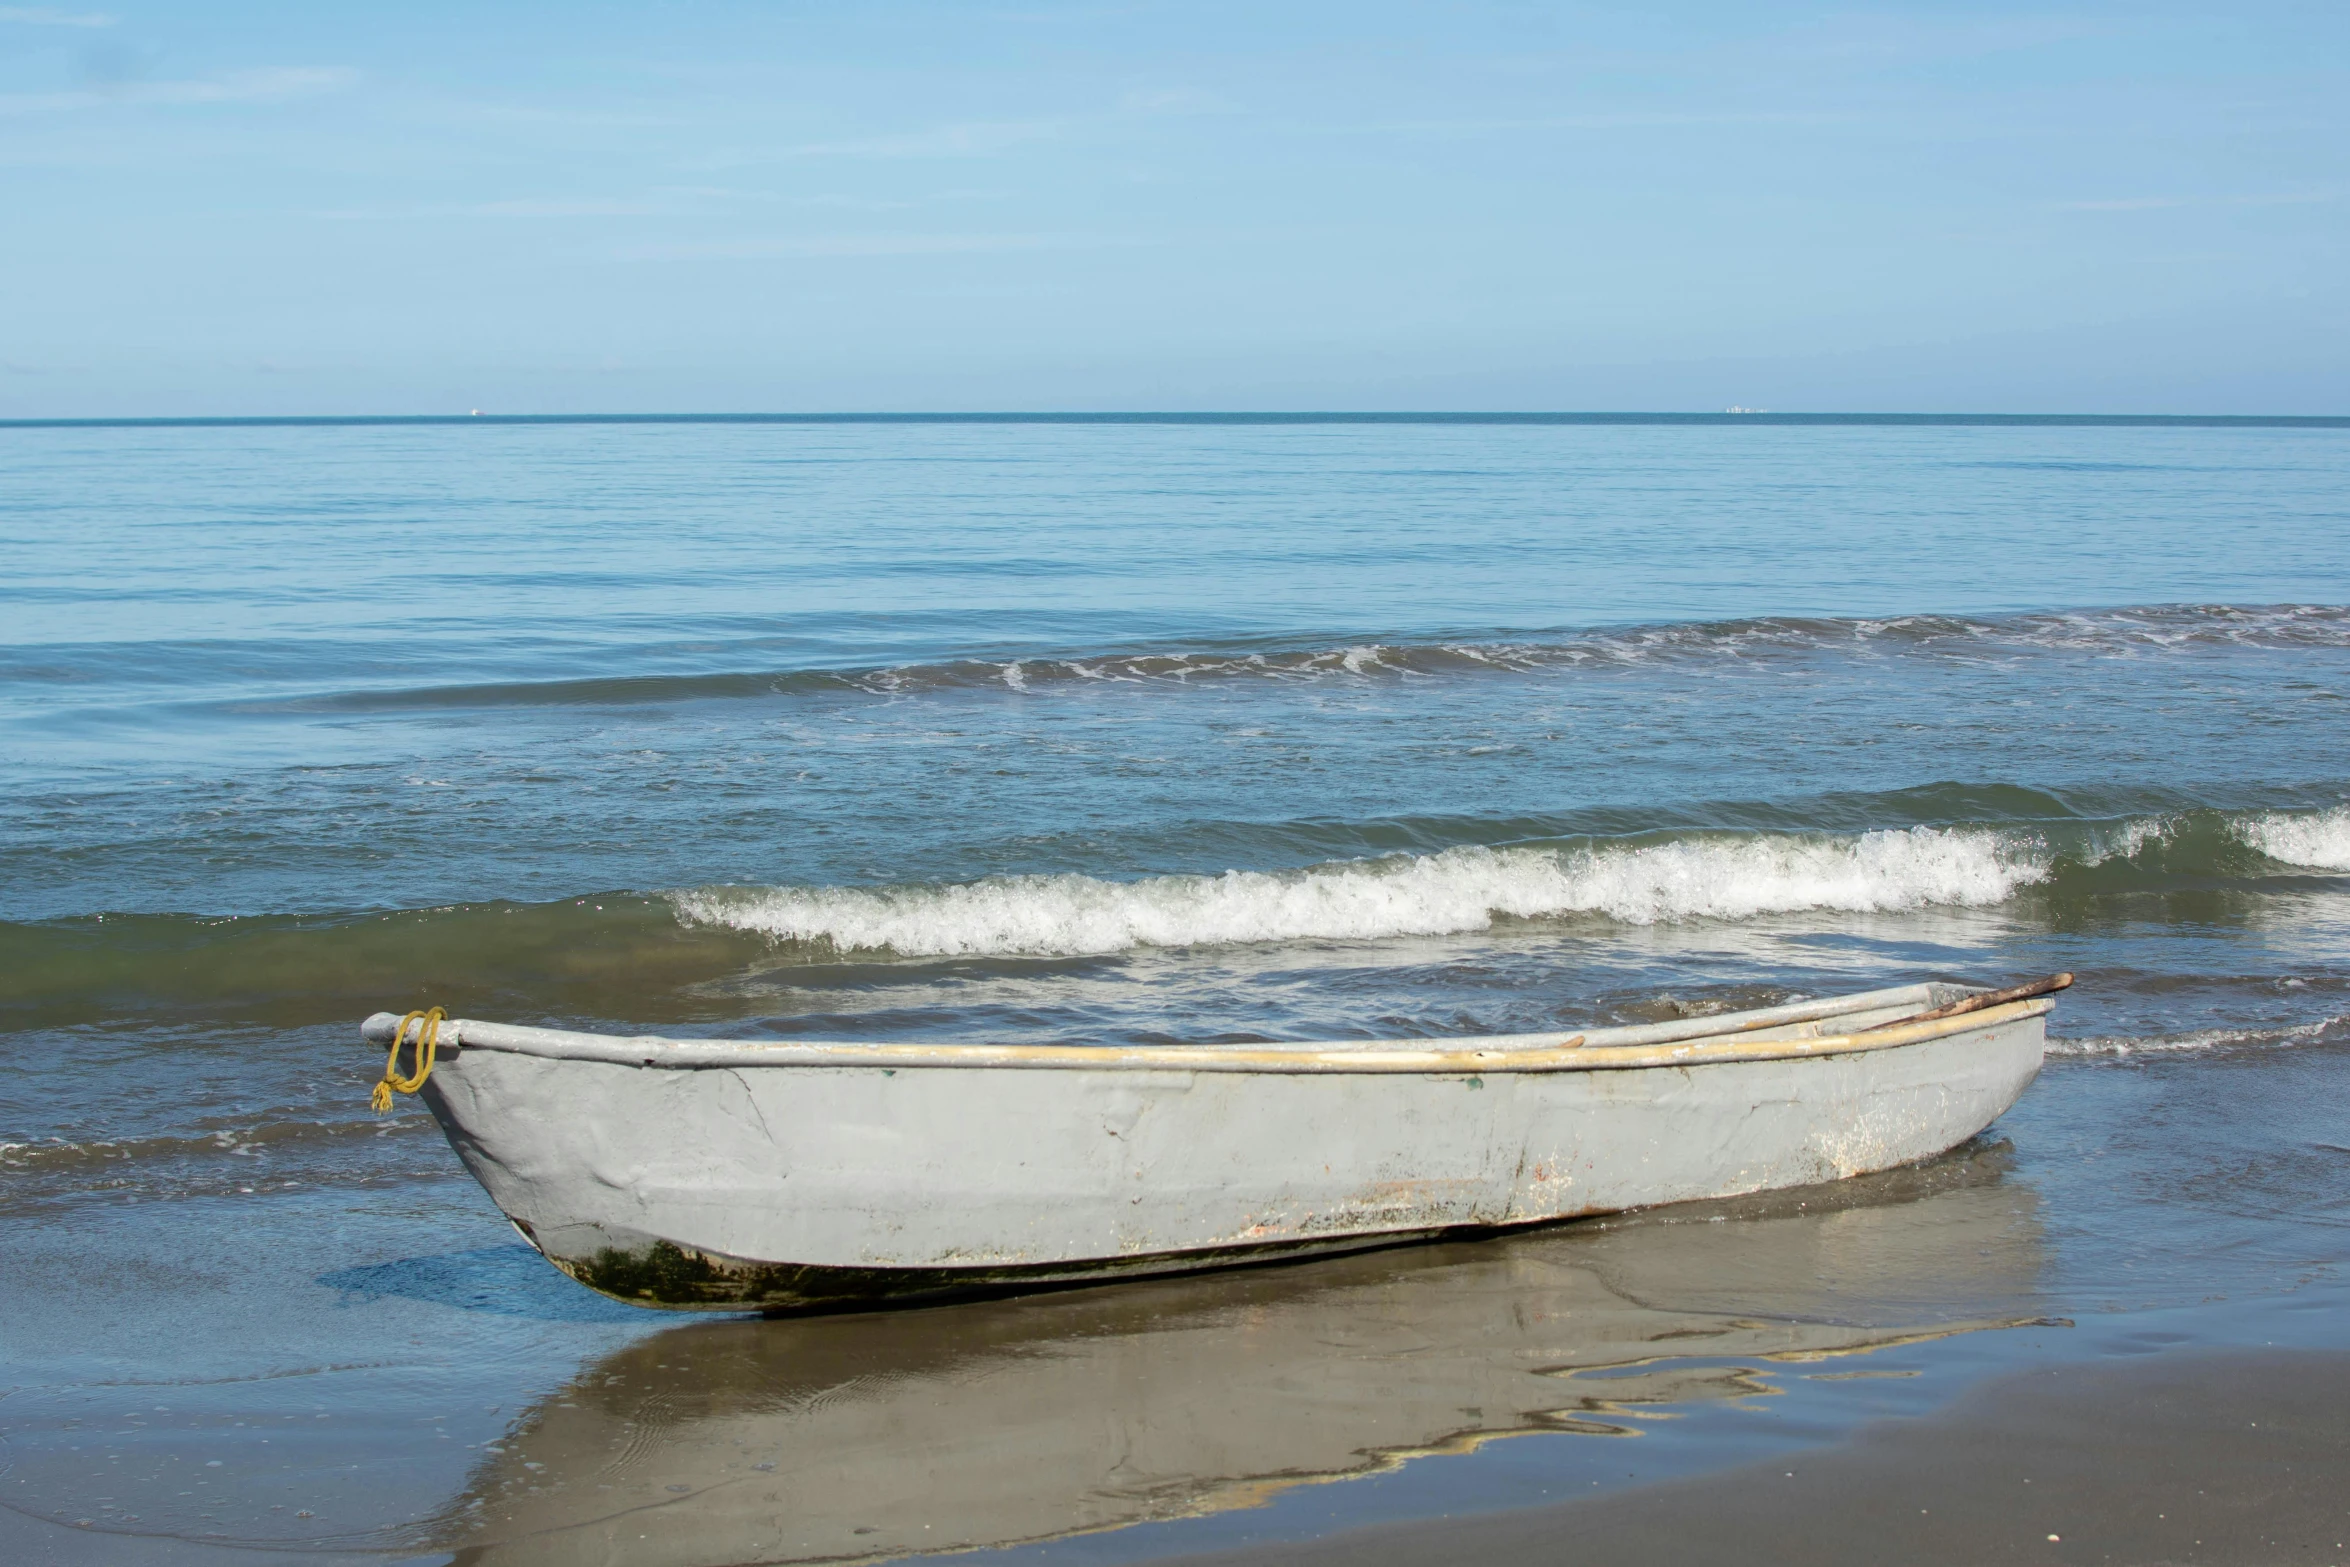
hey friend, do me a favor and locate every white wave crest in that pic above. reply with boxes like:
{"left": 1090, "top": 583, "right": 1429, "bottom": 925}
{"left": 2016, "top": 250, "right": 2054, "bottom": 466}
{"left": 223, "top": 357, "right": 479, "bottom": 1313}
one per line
{"left": 673, "top": 827, "right": 2045, "bottom": 958}
{"left": 2048, "top": 1016, "right": 2341, "bottom": 1059}
{"left": 2235, "top": 807, "right": 2350, "bottom": 870}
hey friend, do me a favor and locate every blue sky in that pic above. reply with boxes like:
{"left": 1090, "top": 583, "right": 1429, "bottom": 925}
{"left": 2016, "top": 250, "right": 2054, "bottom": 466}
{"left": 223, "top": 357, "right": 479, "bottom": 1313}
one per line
{"left": 1, "top": 2, "right": 2343, "bottom": 414}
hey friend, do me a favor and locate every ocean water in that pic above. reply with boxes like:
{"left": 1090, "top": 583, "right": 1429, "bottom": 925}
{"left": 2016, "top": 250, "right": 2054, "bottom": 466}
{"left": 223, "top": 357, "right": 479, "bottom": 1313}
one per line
{"left": 6, "top": 417, "right": 2350, "bottom": 1563}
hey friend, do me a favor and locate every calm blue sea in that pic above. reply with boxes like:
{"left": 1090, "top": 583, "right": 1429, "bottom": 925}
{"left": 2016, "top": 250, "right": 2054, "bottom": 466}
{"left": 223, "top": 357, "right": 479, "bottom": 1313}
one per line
{"left": 5, "top": 416, "right": 2349, "bottom": 1561}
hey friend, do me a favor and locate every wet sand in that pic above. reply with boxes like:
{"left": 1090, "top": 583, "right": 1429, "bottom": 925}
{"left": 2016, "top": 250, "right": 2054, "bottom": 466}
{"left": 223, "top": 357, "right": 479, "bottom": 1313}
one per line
{"left": 1170, "top": 1350, "right": 2350, "bottom": 1567}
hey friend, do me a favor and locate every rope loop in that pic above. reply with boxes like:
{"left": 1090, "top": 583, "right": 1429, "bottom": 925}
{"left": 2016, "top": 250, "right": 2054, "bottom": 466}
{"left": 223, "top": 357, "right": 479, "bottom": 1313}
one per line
{"left": 372, "top": 1007, "right": 445, "bottom": 1113}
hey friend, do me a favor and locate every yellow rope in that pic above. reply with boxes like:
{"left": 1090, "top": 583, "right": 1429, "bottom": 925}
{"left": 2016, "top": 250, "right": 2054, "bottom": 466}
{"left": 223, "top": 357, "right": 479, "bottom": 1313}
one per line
{"left": 372, "top": 1007, "right": 445, "bottom": 1112}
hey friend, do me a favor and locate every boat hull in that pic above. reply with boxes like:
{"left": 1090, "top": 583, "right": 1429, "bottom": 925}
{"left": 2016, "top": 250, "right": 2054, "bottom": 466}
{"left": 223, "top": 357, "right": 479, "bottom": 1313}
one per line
{"left": 414, "top": 1006, "right": 2046, "bottom": 1310}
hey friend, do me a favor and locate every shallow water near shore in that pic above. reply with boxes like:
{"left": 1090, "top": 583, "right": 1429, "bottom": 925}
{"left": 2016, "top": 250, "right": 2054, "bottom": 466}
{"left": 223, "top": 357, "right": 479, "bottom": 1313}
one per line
{"left": 4, "top": 418, "right": 2348, "bottom": 1562}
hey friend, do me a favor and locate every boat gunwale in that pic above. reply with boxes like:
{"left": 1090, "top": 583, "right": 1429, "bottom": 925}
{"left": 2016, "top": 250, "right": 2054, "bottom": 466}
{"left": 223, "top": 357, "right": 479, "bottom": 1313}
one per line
{"left": 363, "top": 991, "right": 2051, "bottom": 1075}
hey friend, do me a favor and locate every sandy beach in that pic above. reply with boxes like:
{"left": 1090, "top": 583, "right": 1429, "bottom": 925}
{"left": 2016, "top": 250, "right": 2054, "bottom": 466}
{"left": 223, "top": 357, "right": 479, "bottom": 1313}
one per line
{"left": 1168, "top": 1351, "right": 2350, "bottom": 1567}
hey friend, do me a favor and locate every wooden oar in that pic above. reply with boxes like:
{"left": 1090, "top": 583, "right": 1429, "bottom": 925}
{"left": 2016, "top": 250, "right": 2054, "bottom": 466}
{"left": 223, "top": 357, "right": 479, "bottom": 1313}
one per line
{"left": 1859, "top": 972, "right": 2074, "bottom": 1032}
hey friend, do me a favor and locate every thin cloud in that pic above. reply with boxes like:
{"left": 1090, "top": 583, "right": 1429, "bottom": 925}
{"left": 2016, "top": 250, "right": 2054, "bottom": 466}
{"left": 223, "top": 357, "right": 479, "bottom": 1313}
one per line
{"left": 1334, "top": 109, "right": 1850, "bottom": 137}
{"left": 319, "top": 188, "right": 1016, "bottom": 223}
{"left": 409, "top": 97, "right": 681, "bottom": 130}
{"left": 617, "top": 231, "right": 1122, "bottom": 261}
{"left": 0, "top": 65, "right": 354, "bottom": 113}
{"left": 471, "top": 198, "right": 663, "bottom": 218}
{"left": 2053, "top": 192, "right": 2336, "bottom": 212}
{"left": 2055, "top": 196, "right": 2190, "bottom": 212}
{"left": 2230, "top": 190, "right": 2339, "bottom": 207}
{"left": 636, "top": 186, "right": 926, "bottom": 212}
{"left": 1118, "top": 87, "right": 1235, "bottom": 116}
{"left": 0, "top": 6, "right": 115, "bottom": 25}
{"left": 750, "top": 120, "right": 1060, "bottom": 162}
{"left": 136, "top": 66, "right": 355, "bottom": 103}
{"left": 319, "top": 193, "right": 723, "bottom": 221}
{"left": 636, "top": 186, "right": 1006, "bottom": 213}
{"left": 1765, "top": 12, "right": 2106, "bottom": 65}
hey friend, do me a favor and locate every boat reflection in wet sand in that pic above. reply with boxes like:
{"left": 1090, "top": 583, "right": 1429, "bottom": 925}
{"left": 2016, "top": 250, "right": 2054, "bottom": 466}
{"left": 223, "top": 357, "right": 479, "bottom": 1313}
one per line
{"left": 432, "top": 1144, "right": 2049, "bottom": 1566}
{"left": 361, "top": 976, "right": 2065, "bottom": 1311}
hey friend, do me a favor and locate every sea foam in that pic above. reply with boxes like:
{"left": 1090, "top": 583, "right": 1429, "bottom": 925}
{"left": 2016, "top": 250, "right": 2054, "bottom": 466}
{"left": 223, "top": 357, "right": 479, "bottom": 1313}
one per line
{"left": 2047, "top": 1015, "right": 2344, "bottom": 1059}
{"left": 673, "top": 825, "right": 2041, "bottom": 958}
{"left": 2236, "top": 806, "right": 2350, "bottom": 870}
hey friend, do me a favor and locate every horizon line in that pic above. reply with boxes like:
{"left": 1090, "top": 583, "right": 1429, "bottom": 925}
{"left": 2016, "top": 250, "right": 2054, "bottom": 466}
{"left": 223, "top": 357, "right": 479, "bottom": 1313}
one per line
{"left": 3, "top": 411, "right": 2346, "bottom": 431}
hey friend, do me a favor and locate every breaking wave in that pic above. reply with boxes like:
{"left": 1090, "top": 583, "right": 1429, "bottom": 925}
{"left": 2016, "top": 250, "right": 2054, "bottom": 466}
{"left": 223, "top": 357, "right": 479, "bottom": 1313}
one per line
{"left": 2048, "top": 1015, "right": 2348, "bottom": 1060}
{"left": 675, "top": 805, "right": 2350, "bottom": 959}
{"left": 8, "top": 802, "right": 2346, "bottom": 1027}
{"left": 2234, "top": 806, "right": 2350, "bottom": 871}
{"left": 246, "top": 603, "right": 2350, "bottom": 713}
{"left": 679, "top": 828, "right": 2035, "bottom": 956}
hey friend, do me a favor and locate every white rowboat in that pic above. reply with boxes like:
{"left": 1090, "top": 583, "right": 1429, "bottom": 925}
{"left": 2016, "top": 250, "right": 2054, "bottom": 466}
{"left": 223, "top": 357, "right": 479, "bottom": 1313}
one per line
{"left": 360, "top": 976, "right": 2062, "bottom": 1310}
